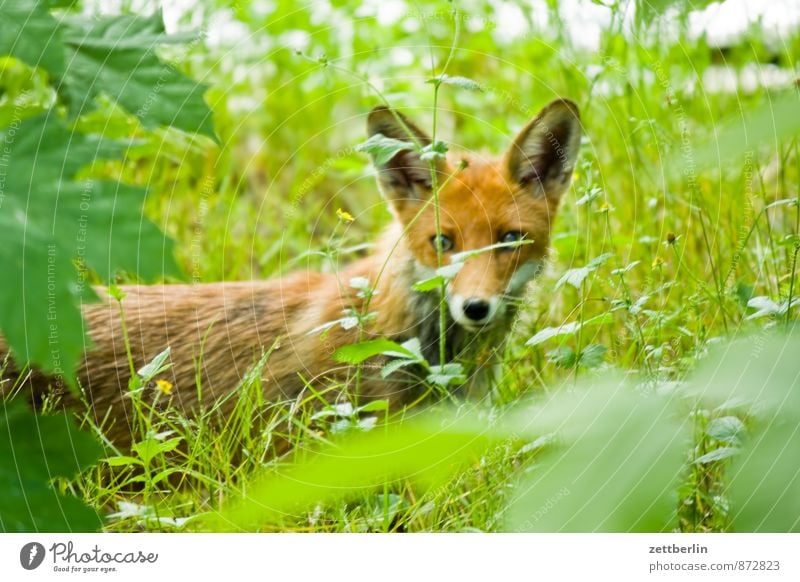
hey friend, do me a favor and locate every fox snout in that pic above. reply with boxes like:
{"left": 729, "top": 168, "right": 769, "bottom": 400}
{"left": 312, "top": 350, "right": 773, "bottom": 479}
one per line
{"left": 447, "top": 294, "right": 501, "bottom": 330}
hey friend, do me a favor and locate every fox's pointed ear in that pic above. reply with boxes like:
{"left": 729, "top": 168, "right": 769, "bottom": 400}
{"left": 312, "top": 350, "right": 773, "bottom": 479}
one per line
{"left": 506, "top": 99, "right": 581, "bottom": 198}
{"left": 366, "top": 106, "right": 444, "bottom": 212}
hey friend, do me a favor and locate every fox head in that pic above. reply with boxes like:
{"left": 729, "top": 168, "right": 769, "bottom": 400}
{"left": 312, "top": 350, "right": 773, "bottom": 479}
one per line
{"left": 367, "top": 99, "right": 581, "bottom": 332}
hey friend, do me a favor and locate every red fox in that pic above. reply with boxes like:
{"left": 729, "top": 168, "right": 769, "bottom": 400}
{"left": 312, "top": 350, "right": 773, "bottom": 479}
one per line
{"left": 1, "top": 99, "right": 581, "bottom": 447}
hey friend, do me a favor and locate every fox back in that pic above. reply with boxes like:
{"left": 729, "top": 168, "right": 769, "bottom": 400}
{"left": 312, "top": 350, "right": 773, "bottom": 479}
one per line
{"left": 0, "top": 99, "right": 581, "bottom": 447}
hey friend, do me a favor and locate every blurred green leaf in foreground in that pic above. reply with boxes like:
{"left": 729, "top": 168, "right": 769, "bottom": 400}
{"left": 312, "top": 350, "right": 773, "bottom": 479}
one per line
{"left": 208, "top": 329, "right": 798, "bottom": 532}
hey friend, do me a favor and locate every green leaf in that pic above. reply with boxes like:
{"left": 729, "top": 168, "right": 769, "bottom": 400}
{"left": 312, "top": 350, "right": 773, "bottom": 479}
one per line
{"left": 60, "top": 12, "right": 215, "bottom": 139}
{"left": 556, "top": 266, "right": 590, "bottom": 290}
{"left": 527, "top": 322, "right": 581, "bottom": 346}
{"left": 72, "top": 181, "right": 182, "bottom": 281}
{"left": 546, "top": 346, "right": 576, "bottom": 368}
{"left": 679, "top": 92, "right": 800, "bottom": 174}
{"left": 694, "top": 446, "right": 740, "bottom": 464}
{"left": 358, "top": 400, "right": 389, "bottom": 413}
{"left": 204, "top": 374, "right": 687, "bottom": 533}
{"left": 132, "top": 436, "right": 182, "bottom": 466}
{"left": 690, "top": 331, "right": 800, "bottom": 531}
{"left": 396, "top": 337, "right": 424, "bottom": 360}
{"left": 506, "top": 382, "right": 686, "bottom": 532}
{"left": 137, "top": 347, "right": 173, "bottom": 384}
{"left": 0, "top": 401, "right": 103, "bottom": 532}
{"left": 333, "top": 339, "right": 414, "bottom": 365}
{"left": 0, "top": 207, "right": 87, "bottom": 380}
{"left": 579, "top": 344, "right": 607, "bottom": 368}
{"left": 575, "top": 185, "right": 603, "bottom": 206}
{"left": 731, "top": 416, "right": 799, "bottom": 531}
{"left": 355, "top": 133, "right": 416, "bottom": 165}
{"left": 420, "top": 140, "right": 448, "bottom": 161}
{"left": 414, "top": 262, "right": 466, "bottom": 291}
{"left": 435, "top": 262, "right": 464, "bottom": 279}
{"left": 548, "top": 344, "right": 606, "bottom": 369}
{"left": 380, "top": 357, "right": 417, "bottom": 378}
{"left": 734, "top": 282, "right": 755, "bottom": 307}
{"left": 104, "top": 455, "right": 142, "bottom": 467}
{"left": 206, "top": 414, "right": 499, "bottom": 530}
{"left": 62, "top": 11, "right": 197, "bottom": 50}
{"left": 526, "top": 313, "right": 612, "bottom": 347}
{"left": 426, "top": 363, "right": 466, "bottom": 388}
{"left": 0, "top": 115, "right": 180, "bottom": 380}
{"left": 449, "top": 239, "right": 533, "bottom": 264}
{"left": 765, "top": 198, "right": 799, "bottom": 210}
{"left": 412, "top": 275, "right": 445, "bottom": 292}
{"left": 705, "top": 416, "right": 745, "bottom": 445}
{"left": 556, "top": 253, "right": 613, "bottom": 290}
{"left": 587, "top": 253, "right": 614, "bottom": 269}
{"left": 426, "top": 74, "right": 483, "bottom": 91}
{"left": 0, "top": 1, "right": 66, "bottom": 78}
{"left": 779, "top": 234, "right": 800, "bottom": 248}
{"left": 611, "top": 260, "right": 640, "bottom": 275}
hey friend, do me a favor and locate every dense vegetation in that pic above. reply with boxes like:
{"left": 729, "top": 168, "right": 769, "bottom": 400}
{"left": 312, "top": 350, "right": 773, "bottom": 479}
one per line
{"left": 0, "top": 0, "right": 798, "bottom": 532}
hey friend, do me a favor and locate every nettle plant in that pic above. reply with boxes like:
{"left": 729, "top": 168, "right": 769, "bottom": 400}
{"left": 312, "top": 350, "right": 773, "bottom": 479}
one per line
{"left": 0, "top": 4, "right": 215, "bottom": 531}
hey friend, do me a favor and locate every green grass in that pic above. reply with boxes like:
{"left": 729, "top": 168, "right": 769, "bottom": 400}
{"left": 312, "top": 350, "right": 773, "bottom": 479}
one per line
{"left": 4, "top": 0, "right": 798, "bottom": 532}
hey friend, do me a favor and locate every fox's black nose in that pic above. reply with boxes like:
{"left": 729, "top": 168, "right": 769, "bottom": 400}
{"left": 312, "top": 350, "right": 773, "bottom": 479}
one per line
{"left": 463, "top": 299, "right": 490, "bottom": 322}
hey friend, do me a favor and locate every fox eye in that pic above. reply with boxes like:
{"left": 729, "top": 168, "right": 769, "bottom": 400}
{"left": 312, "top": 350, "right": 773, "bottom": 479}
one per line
{"left": 430, "top": 234, "right": 454, "bottom": 253}
{"left": 499, "top": 231, "right": 525, "bottom": 248}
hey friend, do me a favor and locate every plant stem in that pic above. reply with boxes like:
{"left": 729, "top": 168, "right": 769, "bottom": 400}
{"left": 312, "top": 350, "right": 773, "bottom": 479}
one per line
{"left": 430, "top": 6, "right": 461, "bottom": 367}
{"left": 787, "top": 192, "right": 800, "bottom": 327}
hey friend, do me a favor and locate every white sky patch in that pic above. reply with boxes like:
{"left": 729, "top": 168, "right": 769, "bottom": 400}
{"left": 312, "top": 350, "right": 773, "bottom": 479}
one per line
{"left": 204, "top": 10, "right": 251, "bottom": 48}
{"left": 377, "top": 0, "right": 409, "bottom": 26}
{"left": 160, "top": 0, "right": 202, "bottom": 33}
{"left": 353, "top": 0, "right": 407, "bottom": 25}
{"left": 700, "top": 62, "right": 798, "bottom": 94}
{"left": 689, "top": 0, "right": 800, "bottom": 46}
{"left": 390, "top": 47, "right": 415, "bottom": 67}
{"left": 555, "top": 0, "right": 616, "bottom": 50}
{"left": 494, "top": 2, "right": 530, "bottom": 40}
{"left": 280, "top": 30, "right": 312, "bottom": 53}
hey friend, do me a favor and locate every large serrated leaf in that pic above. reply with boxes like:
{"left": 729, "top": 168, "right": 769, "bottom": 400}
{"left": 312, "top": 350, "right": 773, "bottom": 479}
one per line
{"left": 59, "top": 12, "right": 215, "bottom": 139}
{"left": 0, "top": 114, "right": 180, "bottom": 380}
{"left": 0, "top": 401, "right": 103, "bottom": 532}
{"left": 0, "top": 1, "right": 66, "bottom": 78}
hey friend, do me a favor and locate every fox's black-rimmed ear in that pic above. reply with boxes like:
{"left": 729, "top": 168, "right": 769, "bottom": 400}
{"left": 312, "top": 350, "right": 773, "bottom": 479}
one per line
{"left": 506, "top": 99, "right": 581, "bottom": 198}
{"left": 366, "top": 106, "right": 444, "bottom": 212}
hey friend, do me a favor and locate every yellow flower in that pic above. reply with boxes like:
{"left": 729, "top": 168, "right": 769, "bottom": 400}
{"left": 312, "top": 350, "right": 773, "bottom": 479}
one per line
{"left": 155, "top": 379, "right": 174, "bottom": 396}
{"left": 651, "top": 256, "right": 665, "bottom": 268}
{"left": 336, "top": 208, "right": 354, "bottom": 222}
{"left": 596, "top": 202, "right": 613, "bottom": 213}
